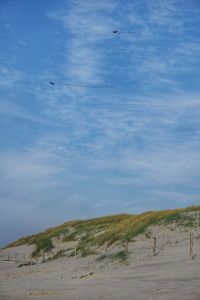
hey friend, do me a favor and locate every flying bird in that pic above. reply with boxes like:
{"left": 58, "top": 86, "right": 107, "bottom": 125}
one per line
{"left": 112, "top": 30, "right": 136, "bottom": 35}
{"left": 49, "top": 81, "right": 113, "bottom": 88}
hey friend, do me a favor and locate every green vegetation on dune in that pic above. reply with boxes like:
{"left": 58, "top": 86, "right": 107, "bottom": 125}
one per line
{"left": 96, "top": 250, "right": 128, "bottom": 262}
{"left": 5, "top": 214, "right": 130, "bottom": 249}
{"left": 4, "top": 206, "right": 200, "bottom": 257}
{"left": 31, "top": 237, "right": 53, "bottom": 258}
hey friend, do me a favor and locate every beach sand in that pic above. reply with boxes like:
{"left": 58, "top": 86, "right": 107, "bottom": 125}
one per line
{"left": 1, "top": 226, "right": 200, "bottom": 299}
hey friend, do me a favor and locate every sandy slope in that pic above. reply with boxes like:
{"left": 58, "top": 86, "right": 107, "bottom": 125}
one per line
{"left": 0, "top": 225, "right": 200, "bottom": 299}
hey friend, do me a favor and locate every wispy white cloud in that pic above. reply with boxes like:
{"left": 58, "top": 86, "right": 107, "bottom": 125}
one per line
{"left": 48, "top": 0, "right": 118, "bottom": 88}
{"left": 114, "top": 0, "right": 200, "bottom": 89}
{"left": 0, "top": 99, "right": 66, "bottom": 127}
{"left": 0, "top": 65, "right": 23, "bottom": 88}
{"left": 0, "top": 149, "right": 63, "bottom": 198}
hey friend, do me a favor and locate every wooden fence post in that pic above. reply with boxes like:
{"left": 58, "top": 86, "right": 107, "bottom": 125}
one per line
{"left": 190, "top": 232, "right": 193, "bottom": 257}
{"left": 74, "top": 246, "right": 77, "bottom": 256}
{"left": 153, "top": 237, "right": 157, "bottom": 256}
{"left": 124, "top": 241, "right": 129, "bottom": 254}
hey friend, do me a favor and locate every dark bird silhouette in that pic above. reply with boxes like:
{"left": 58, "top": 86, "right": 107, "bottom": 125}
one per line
{"left": 112, "top": 30, "right": 136, "bottom": 35}
{"left": 49, "top": 81, "right": 113, "bottom": 88}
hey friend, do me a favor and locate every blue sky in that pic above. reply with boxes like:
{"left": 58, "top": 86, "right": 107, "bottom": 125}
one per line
{"left": 0, "top": 0, "right": 200, "bottom": 246}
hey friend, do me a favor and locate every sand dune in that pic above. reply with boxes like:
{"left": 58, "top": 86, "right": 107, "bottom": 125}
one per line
{"left": 1, "top": 223, "right": 200, "bottom": 299}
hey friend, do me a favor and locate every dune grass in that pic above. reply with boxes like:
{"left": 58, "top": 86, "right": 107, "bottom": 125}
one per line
{"left": 5, "top": 206, "right": 200, "bottom": 254}
{"left": 31, "top": 237, "right": 53, "bottom": 258}
{"left": 96, "top": 250, "right": 128, "bottom": 262}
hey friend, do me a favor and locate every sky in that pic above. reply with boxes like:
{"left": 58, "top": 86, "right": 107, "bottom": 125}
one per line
{"left": 0, "top": 0, "right": 200, "bottom": 246}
